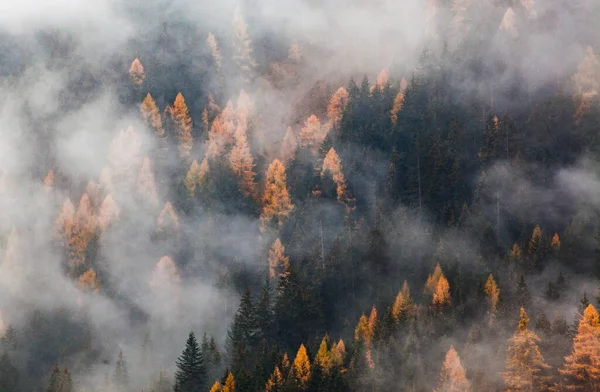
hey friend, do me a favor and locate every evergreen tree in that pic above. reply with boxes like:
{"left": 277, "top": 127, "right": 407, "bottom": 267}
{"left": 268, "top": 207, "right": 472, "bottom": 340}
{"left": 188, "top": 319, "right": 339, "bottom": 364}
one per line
{"left": 174, "top": 331, "right": 207, "bottom": 392}
{"left": 113, "top": 350, "right": 129, "bottom": 391}
{"left": 0, "top": 353, "right": 19, "bottom": 392}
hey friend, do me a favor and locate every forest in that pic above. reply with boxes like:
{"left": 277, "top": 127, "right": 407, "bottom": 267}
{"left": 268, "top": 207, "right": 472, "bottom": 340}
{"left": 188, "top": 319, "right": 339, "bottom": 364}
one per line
{"left": 1, "top": 0, "right": 600, "bottom": 390}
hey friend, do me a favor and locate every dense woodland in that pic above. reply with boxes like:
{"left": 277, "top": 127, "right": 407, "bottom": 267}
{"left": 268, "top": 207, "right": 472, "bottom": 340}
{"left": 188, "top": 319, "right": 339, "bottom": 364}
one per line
{"left": 2, "top": 0, "right": 600, "bottom": 391}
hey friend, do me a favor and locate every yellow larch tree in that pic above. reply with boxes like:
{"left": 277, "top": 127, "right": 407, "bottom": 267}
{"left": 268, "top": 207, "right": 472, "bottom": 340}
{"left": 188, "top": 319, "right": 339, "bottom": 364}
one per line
{"left": 432, "top": 275, "right": 451, "bottom": 308}
{"left": 484, "top": 274, "right": 500, "bottom": 326}
{"left": 289, "top": 344, "right": 311, "bottom": 390}
{"left": 140, "top": 93, "right": 164, "bottom": 137}
{"left": 229, "top": 123, "right": 257, "bottom": 198}
{"left": 43, "top": 169, "right": 55, "bottom": 192}
{"left": 98, "top": 194, "right": 120, "bottom": 231}
{"left": 78, "top": 268, "right": 100, "bottom": 293}
{"left": 434, "top": 345, "right": 471, "bottom": 392}
{"left": 354, "top": 314, "right": 371, "bottom": 347}
{"left": 327, "top": 87, "right": 349, "bottom": 128}
{"left": 373, "top": 68, "right": 389, "bottom": 92}
{"left": 299, "top": 115, "right": 322, "bottom": 151}
{"left": 232, "top": 6, "right": 256, "bottom": 83}
{"left": 368, "top": 306, "right": 378, "bottom": 339}
{"left": 332, "top": 339, "right": 346, "bottom": 367}
{"left": 222, "top": 371, "right": 235, "bottom": 392}
{"left": 265, "top": 366, "right": 283, "bottom": 392}
{"left": 551, "top": 233, "right": 560, "bottom": 253}
{"left": 425, "top": 263, "right": 444, "bottom": 295}
{"left": 281, "top": 127, "right": 298, "bottom": 163}
{"left": 390, "top": 90, "right": 405, "bottom": 124}
{"left": 260, "top": 159, "right": 294, "bottom": 232}
{"left": 156, "top": 201, "right": 180, "bottom": 235}
{"left": 268, "top": 238, "right": 289, "bottom": 280}
{"left": 557, "top": 304, "right": 600, "bottom": 389}
{"left": 207, "top": 32, "right": 222, "bottom": 72}
{"left": 171, "top": 93, "right": 193, "bottom": 158}
{"left": 137, "top": 156, "right": 159, "bottom": 206}
{"left": 149, "top": 255, "right": 181, "bottom": 289}
{"left": 503, "top": 308, "right": 551, "bottom": 391}
{"left": 209, "top": 381, "right": 222, "bottom": 392}
{"left": 315, "top": 335, "right": 333, "bottom": 375}
{"left": 392, "top": 281, "right": 414, "bottom": 323}
{"left": 129, "top": 58, "right": 145, "bottom": 86}
{"left": 321, "top": 148, "right": 352, "bottom": 206}
{"left": 185, "top": 159, "right": 201, "bottom": 198}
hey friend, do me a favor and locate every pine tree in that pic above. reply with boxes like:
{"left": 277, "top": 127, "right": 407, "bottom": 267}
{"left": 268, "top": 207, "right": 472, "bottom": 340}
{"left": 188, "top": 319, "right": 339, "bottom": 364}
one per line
{"left": 175, "top": 331, "right": 207, "bottom": 392}
{"left": 0, "top": 353, "right": 19, "bottom": 392}
{"left": 227, "top": 289, "right": 256, "bottom": 372}
{"left": 260, "top": 160, "right": 294, "bottom": 232}
{"left": 47, "top": 365, "right": 61, "bottom": 392}
{"left": 150, "top": 370, "right": 172, "bottom": 392}
{"left": 503, "top": 308, "right": 551, "bottom": 391}
{"left": 434, "top": 346, "right": 471, "bottom": 392}
{"left": 171, "top": 93, "right": 194, "bottom": 158}
{"left": 140, "top": 93, "right": 164, "bottom": 137}
{"left": 113, "top": 350, "right": 129, "bottom": 391}
{"left": 60, "top": 369, "right": 72, "bottom": 392}
{"left": 289, "top": 344, "right": 311, "bottom": 390}
{"left": 516, "top": 274, "right": 531, "bottom": 309}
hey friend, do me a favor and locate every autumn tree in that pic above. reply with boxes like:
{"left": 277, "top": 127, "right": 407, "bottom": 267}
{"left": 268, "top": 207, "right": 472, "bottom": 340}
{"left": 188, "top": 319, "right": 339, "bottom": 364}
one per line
{"left": 315, "top": 335, "right": 333, "bottom": 377}
{"left": 210, "top": 381, "right": 222, "bottom": 392}
{"left": 265, "top": 366, "right": 283, "bottom": 392}
{"left": 281, "top": 127, "right": 297, "bottom": 163}
{"left": 327, "top": 87, "right": 349, "bottom": 128}
{"left": 268, "top": 238, "right": 289, "bottom": 280}
{"left": 392, "top": 281, "right": 414, "bottom": 323}
{"left": 156, "top": 201, "right": 180, "bottom": 235}
{"left": 260, "top": 159, "right": 294, "bottom": 231}
{"left": 170, "top": 93, "right": 193, "bottom": 158}
{"left": 557, "top": 304, "right": 600, "bottom": 389}
{"left": 299, "top": 115, "right": 323, "bottom": 151}
{"left": 484, "top": 274, "right": 500, "bottom": 325}
{"left": 432, "top": 275, "right": 452, "bottom": 309}
{"left": 78, "top": 268, "right": 100, "bottom": 293}
{"left": 149, "top": 255, "right": 181, "bottom": 290}
{"left": 43, "top": 169, "right": 55, "bottom": 192}
{"left": 434, "top": 346, "right": 471, "bottom": 392}
{"left": 98, "top": 194, "right": 120, "bottom": 230}
{"left": 137, "top": 156, "right": 159, "bottom": 206}
{"left": 288, "top": 344, "right": 311, "bottom": 390}
{"left": 207, "top": 32, "right": 222, "bottom": 73}
{"left": 321, "top": 147, "right": 352, "bottom": 206}
{"left": 229, "top": 123, "right": 257, "bottom": 198}
{"left": 129, "top": 58, "right": 145, "bottom": 86}
{"left": 425, "top": 263, "right": 444, "bottom": 295}
{"left": 574, "top": 46, "right": 600, "bottom": 95}
{"left": 222, "top": 371, "right": 235, "bottom": 392}
{"left": 175, "top": 331, "right": 207, "bottom": 392}
{"left": 140, "top": 93, "right": 164, "bottom": 137}
{"left": 503, "top": 308, "right": 551, "bottom": 391}
{"left": 232, "top": 6, "right": 256, "bottom": 84}
{"left": 390, "top": 90, "right": 405, "bottom": 124}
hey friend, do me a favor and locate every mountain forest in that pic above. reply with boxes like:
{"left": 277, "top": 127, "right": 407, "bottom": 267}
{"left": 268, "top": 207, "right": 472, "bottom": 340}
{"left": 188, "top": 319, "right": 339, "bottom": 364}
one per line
{"left": 2, "top": 0, "right": 600, "bottom": 391}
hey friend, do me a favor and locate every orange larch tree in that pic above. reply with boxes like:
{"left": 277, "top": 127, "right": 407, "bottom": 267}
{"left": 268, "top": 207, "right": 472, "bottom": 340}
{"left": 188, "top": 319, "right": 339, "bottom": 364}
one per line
{"left": 171, "top": 93, "right": 194, "bottom": 158}
{"left": 434, "top": 345, "right": 471, "bottom": 392}
{"left": 260, "top": 160, "right": 294, "bottom": 232}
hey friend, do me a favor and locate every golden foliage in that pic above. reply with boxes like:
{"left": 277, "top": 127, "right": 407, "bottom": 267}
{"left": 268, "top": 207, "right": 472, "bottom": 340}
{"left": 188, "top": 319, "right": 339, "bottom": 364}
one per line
{"left": 222, "top": 371, "right": 235, "bottom": 392}
{"left": 322, "top": 148, "right": 353, "bottom": 206}
{"left": 315, "top": 336, "right": 332, "bottom": 375}
{"left": 207, "top": 33, "right": 222, "bottom": 72}
{"left": 129, "top": 58, "right": 145, "bottom": 86}
{"left": 327, "top": 87, "right": 349, "bottom": 128}
{"left": 425, "top": 263, "right": 444, "bottom": 294}
{"left": 156, "top": 201, "right": 180, "bottom": 235}
{"left": 78, "top": 268, "right": 100, "bottom": 293}
{"left": 368, "top": 306, "right": 378, "bottom": 338}
{"left": 149, "top": 255, "right": 181, "bottom": 289}
{"left": 98, "top": 194, "right": 120, "bottom": 231}
{"left": 209, "top": 381, "right": 222, "bottom": 392}
{"left": 392, "top": 281, "right": 413, "bottom": 323}
{"left": 299, "top": 115, "right": 322, "bottom": 150}
{"left": 503, "top": 308, "right": 550, "bottom": 391}
{"left": 332, "top": 339, "right": 346, "bottom": 366}
{"left": 171, "top": 93, "right": 194, "bottom": 158}
{"left": 268, "top": 238, "right": 289, "bottom": 280}
{"left": 432, "top": 275, "right": 451, "bottom": 308}
{"left": 435, "top": 346, "right": 471, "bottom": 392}
{"left": 290, "top": 344, "right": 311, "bottom": 389}
{"left": 484, "top": 274, "right": 500, "bottom": 316}
{"left": 140, "top": 93, "right": 164, "bottom": 137}
{"left": 43, "top": 169, "right": 55, "bottom": 192}
{"left": 551, "top": 233, "right": 560, "bottom": 251}
{"left": 230, "top": 123, "right": 257, "bottom": 198}
{"left": 260, "top": 160, "right": 294, "bottom": 232}
{"left": 558, "top": 304, "right": 600, "bottom": 388}
{"left": 528, "top": 224, "right": 542, "bottom": 257}
{"left": 390, "top": 91, "right": 405, "bottom": 124}
{"left": 509, "top": 243, "right": 522, "bottom": 261}
{"left": 185, "top": 160, "right": 201, "bottom": 198}
{"left": 374, "top": 68, "right": 389, "bottom": 92}
{"left": 137, "top": 156, "right": 159, "bottom": 206}
{"left": 265, "top": 366, "right": 283, "bottom": 392}
{"left": 354, "top": 314, "right": 371, "bottom": 346}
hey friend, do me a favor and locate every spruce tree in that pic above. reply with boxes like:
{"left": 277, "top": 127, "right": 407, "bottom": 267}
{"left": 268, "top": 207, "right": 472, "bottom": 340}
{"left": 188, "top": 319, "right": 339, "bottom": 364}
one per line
{"left": 175, "top": 331, "right": 207, "bottom": 392}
